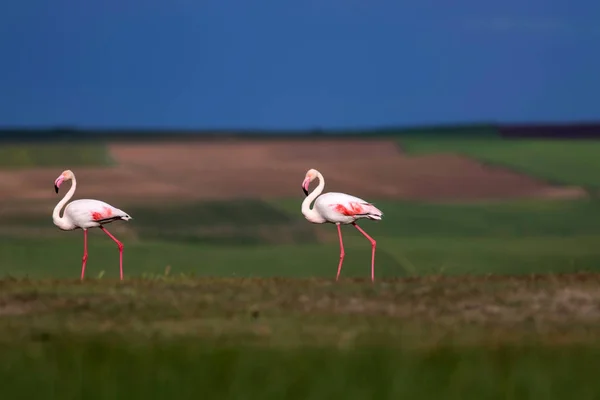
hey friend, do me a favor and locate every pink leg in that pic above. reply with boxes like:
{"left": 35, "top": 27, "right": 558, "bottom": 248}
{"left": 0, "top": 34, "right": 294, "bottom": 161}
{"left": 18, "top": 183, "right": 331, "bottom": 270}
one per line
{"left": 352, "top": 223, "right": 376, "bottom": 282}
{"left": 335, "top": 223, "right": 345, "bottom": 281}
{"left": 100, "top": 227, "right": 124, "bottom": 280}
{"left": 81, "top": 229, "right": 88, "bottom": 281}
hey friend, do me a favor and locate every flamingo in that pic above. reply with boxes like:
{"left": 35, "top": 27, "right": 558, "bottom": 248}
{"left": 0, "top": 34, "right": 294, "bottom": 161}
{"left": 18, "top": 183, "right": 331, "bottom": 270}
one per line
{"left": 52, "top": 169, "right": 132, "bottom": 280}
{"left": 301, "top": 168, "right": 383, "bottom": 282}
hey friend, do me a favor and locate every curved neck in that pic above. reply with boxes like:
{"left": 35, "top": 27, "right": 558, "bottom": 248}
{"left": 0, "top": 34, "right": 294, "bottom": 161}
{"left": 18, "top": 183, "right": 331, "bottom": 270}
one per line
{"left": 52, "top": 177, "right": 77, "bottom": 230}
{"left": 302, "top": 171, "right": 326, "bottom": 223}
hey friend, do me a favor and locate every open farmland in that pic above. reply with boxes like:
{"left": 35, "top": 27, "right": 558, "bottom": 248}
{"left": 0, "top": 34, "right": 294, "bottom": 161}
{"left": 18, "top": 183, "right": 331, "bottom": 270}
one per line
{"left": 0, "top": 138, "right": 586, "bottom": 205}
{"left": 1, "top": 135, "right": 600, "bottom": 398}
{"left": 0, "top": 137, "right": 599, "bottom": 279}
{"left": 0, "top": 143, "right": 114, "bottom": 169}
{"left": 400, "top": 137, "right": 600, "bottom": 191}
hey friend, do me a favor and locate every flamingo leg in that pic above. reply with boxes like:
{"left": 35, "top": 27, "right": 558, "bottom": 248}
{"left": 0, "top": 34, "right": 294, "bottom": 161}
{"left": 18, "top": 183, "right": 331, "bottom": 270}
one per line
{"left": 335, "top": 223, "right": 345, "bottom": 281}
{"left": 100, "top": 227, "right": 124, "bottom": 280}
{"left": 352, "top": 223, "right": 376, "bottom": 282}
{"left": 81, "top": 229, "right": 88, "bottom": 281}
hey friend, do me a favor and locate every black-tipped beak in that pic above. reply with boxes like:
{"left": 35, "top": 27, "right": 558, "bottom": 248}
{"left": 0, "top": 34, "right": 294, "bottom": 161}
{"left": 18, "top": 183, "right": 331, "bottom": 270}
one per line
{"left": 54, "top": 184, "right": 59, "bottom": 193}
{"left": 303, "top": 187, "right": 309, "bottom": 196}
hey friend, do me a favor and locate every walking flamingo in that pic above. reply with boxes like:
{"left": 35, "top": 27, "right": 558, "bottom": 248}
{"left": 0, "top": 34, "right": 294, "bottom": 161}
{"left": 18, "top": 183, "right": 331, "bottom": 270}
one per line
{"left": 301, "top": 168, "right": 383, "bottom": 282}
{"left": 52, "top": 169, "right": 132, "bottom": 280}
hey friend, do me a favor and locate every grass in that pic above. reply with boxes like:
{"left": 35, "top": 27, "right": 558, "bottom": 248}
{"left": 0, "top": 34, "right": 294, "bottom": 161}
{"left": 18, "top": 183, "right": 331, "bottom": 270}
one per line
{"left": 3, "top": 136, "right": 600, "bottom": 398}
{"left": 2, "top": 198, "right": 600, "bottom": 279}
{"left": 1, "top": 235, "right": 599, "bottom": 279}
{"left": 0, "top": 143, "right": 113, "bottom": 168}
{"left": 1, "top": 189, "right": 600, "bottom": 397}
{"left": 131, "top": 199, "right": 292, "bottom": 228}
{"left": 128, "top": 199, "right": 317, "bottom": 245}
{"left": 4, "top": 341, "right": 600, "bottom": 399}
{"left": 4, "top": 136, "right": 600, "bottom": 398}
{"left": 271, "top": 197, "right": 600, "bottom": 238}
{"left": 0, "top": 275, "right": 599, "bottom": 398}
{"left": 399, "top": 137, "right": 600, "bottom": 190}
{"left": 9, "top": 197, "right": 600, "bottom": 239}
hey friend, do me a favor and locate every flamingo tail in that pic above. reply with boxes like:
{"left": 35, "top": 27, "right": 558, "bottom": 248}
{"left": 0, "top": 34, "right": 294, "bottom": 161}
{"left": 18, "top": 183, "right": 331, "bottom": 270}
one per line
{"left": 361, "top": 203, "right": 383, "bottom": 220}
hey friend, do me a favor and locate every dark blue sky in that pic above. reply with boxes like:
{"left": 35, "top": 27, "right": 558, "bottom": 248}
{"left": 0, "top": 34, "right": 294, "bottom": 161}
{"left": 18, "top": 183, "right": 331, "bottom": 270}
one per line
{"left": 0, "top": 0, "right": 598, "bottom": 129}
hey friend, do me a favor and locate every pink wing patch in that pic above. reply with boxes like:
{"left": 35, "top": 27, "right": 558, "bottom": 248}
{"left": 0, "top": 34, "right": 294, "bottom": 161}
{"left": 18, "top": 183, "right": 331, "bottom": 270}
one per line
{"left": 91, "top": 207, "right": 114, "bottom": 221}
{"left": 333, "top": 202, "right": 366, "bottom": 216}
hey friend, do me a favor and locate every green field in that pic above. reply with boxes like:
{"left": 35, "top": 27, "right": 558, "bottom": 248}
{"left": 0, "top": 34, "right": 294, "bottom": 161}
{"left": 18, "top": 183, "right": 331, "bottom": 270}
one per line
{"left": 2, "top": 198, "right": 600, "bottom": 279}
{"left": 400, "top": 137, "right": 600, "bottom": 190}
{"left": 0, "top": 276, "right": 599, "bottom": 399}
{"left": 2, "top": 136, "right": 600, "bottom": 398}
{"left": 0, "top": 143, "right": 113, "bottom": 168}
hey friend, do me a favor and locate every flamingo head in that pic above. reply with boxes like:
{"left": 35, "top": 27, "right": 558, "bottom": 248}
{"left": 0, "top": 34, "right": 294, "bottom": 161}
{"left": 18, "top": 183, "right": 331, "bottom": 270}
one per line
{"left": 54, "top": 170, "right": 74, "bottom": 193}
{"left": 302, "top": 168, "right": 318, "bottom": 196}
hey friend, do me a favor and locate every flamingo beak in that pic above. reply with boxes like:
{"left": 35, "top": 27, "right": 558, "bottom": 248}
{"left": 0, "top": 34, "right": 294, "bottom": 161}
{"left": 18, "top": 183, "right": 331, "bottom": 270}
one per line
{"left": 54, "top": 176, "right": 64, "bottom": 193}
{"left": 302, "top": 177, "right": 310, "bottom": 196}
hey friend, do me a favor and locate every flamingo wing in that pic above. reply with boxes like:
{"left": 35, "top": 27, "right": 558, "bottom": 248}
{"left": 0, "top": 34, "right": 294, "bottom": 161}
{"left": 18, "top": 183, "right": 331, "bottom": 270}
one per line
{"left": 65, "top": 199, "right": 131, "bottom": 228}
{"left": 317, "top": 192, "right": 383, "bottom": 221}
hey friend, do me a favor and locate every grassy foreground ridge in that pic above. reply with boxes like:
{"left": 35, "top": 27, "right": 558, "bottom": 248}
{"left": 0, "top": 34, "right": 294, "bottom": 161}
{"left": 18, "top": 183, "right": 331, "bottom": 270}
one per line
{"left": 0, "top": 275, "right": 599, "bottom": 399}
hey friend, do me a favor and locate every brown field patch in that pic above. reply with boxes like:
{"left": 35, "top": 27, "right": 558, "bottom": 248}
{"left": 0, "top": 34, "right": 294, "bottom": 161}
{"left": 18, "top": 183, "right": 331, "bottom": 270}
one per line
{"left": 0, "top": 139, "right": 585, "bottom": 205}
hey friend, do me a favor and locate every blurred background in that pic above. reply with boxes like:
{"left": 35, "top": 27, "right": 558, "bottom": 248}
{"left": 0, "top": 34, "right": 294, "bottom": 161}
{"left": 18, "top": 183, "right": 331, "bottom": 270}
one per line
{"left": 0, "top": 0, "right": 599, "bottom": 280}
